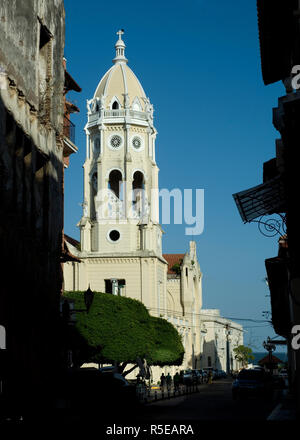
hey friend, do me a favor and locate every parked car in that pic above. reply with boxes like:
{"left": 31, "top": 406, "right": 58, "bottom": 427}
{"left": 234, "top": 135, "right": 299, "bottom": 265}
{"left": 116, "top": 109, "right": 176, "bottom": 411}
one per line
{"left": 214, "top": 369, "right": 222, "bottom": 379}
{"left": 218, "top": 370, "right": 227, "bottom": 378}
{"left": 190, "top": 369, "right": 202, "bottom": 385}
{"left": 197, "top": 369, "right": 208, "bottom": 383}
{"left": 232, "top": 368, "right": 273, "bottom": 400}
{"left": 181, "top": 369, "right": 193, "bottom": 386}
{"left": 58, "top": 368, "right": 139, "bottom": 412}
{"left": 279, "top": 368, "right": 288, "bottom": 378}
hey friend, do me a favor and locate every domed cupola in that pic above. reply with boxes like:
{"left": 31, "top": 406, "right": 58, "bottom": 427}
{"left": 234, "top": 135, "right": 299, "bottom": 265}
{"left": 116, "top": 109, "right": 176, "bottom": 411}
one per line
{"left": 88, "top": 30, "right": 152, "bottom": 118}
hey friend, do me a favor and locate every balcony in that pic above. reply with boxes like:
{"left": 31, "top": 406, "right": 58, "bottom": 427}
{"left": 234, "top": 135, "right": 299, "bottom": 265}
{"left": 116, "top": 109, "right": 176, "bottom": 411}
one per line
{"left": 104, "top": 109, "right": 147, "bottom": 120}
{"left": 63, "top": 115, "right": 75, "bottom": 144}
{"left": 87, "top": 108, "right": 148, "bottom": 125}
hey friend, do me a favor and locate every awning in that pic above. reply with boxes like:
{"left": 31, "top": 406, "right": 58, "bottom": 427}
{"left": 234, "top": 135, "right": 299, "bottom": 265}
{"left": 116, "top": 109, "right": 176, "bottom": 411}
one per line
{"left": 233, "top": 175, "right": 285, "bottom": 223}
{"left": 265, "top": 256, "right": 290, "bottom": 338}
{"left": 64, "top": 70, "right": 82, "bottom": 93}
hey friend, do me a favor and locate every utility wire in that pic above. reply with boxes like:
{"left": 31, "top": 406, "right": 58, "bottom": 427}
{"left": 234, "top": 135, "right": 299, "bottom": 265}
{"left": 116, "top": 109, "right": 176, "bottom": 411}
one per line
{"left": 146, "top": 306, "right": 271, "bottom": 324}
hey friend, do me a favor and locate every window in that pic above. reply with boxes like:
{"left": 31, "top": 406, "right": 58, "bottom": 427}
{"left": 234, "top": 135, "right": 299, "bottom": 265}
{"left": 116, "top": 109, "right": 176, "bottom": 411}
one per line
{"left": 208, "top": 356, "right": 212, "bottom": 367}
{"left": 105, "top": 279, "right": 126, "bottom": 295}
{"left": 132, "top": 171, "right": 144, "bottom": 192}
{"left": 105, "top": 280, "right": 112, "bottom": 294}
{"left": 110, "top": 135, "right": 122, "bottom": 149}
{"left": 132, "top": 136, "right": 142, "bottom": 150}
{"left": 108, "top": 170, "right": 122, "bottom": 199}
{"left": 112, "top": 101, "right": 119, "bottom": 110}
{"left": 108, "top": 230, "right": 120, "bottom": 242}
{"left": 132, "top": 171, "right": 146, "bottom": 216}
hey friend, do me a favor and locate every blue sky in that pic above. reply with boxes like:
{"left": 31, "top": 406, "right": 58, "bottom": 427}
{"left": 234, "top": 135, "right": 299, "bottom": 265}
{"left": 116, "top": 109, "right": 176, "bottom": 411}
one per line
{"left": 63, "top": 0, "right": 286, "bottom": 352}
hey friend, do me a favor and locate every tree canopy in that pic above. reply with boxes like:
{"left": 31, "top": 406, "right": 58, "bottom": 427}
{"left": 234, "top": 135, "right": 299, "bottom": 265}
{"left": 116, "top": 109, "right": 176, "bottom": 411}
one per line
{"left": 233, "top": 345, "right": 255, "bottom": 368}
{"left": 63, "top": 291, "right": 184, "bottom": 372}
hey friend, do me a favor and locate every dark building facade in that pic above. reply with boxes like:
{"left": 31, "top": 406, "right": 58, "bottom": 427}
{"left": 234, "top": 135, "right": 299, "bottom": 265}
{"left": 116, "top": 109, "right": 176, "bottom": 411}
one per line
{"left": 233, "top": 0, "right": 300, "bottom": 417}
{"left": 0, "top": 1, "right": 67, "bottom": 413}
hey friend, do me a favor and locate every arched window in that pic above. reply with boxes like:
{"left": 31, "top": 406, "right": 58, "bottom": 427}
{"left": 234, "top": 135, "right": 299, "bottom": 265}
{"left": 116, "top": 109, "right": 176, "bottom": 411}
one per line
{"left": 112, "top": 100, "right": 119, "bottom": 110}
{"left": 133, "top": 171, "right": 144, "bottom": 189}
{"left": 132, "top": 171, "right": 145, "bottom": 192}
{"left": 132, "top": 171, "right": 145, "bottom": 214}
{"left": 108, "top": 169, "right": 123, "bottom": 199}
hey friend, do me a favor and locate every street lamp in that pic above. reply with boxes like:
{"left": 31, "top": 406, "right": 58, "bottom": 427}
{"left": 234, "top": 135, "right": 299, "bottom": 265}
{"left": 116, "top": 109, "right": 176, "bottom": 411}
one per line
{"left": 62, "top": 286, "right": 95, "bottom": 323}
{"left": 84, "top": 285, "right": 94, "bottom": 313}
{"left": 263, "top": 339, "right": 276, "bottom": 374}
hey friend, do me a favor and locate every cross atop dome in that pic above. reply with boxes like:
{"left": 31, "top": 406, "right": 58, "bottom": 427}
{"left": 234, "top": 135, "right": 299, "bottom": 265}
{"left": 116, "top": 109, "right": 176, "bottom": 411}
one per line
{"left": 117, "top": 29, "right": 124, "bottom": 40}
{"left": 113, "top": 29, "right": 128, "bottom": 64}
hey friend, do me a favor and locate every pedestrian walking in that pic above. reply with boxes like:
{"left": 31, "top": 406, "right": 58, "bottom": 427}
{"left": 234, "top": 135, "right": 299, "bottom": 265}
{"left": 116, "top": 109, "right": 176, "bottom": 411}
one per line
{"left": 166, "top": 373, "right": 172, "bottom": 391}
{"left": 208, "top": 370, "right": 213, "bottom": 384}
{"left": 173, "top": 372, "right": 180, "bottom": 391}
{"left": 160, "top": 372, "right": 166, "bottom": 391}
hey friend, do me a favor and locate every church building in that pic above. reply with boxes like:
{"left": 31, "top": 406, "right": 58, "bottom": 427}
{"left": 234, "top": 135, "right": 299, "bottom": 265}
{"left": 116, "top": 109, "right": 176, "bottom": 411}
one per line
{"left": 63, "top": 31, "right": 203, "bottom": 380}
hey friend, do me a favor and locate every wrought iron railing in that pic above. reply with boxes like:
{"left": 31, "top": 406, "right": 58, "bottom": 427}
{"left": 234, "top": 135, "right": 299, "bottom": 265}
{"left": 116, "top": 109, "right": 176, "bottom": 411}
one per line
{"left": 63, "top": 115, "right": 75, "bottom": 144}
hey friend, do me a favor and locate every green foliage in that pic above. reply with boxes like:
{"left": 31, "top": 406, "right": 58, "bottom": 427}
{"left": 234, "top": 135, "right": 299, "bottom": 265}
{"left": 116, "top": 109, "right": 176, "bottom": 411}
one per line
{"left": 63, "top": 291, "right": 184, "bottom": 367}
{"left": 171, "top": 263, "right": 181, "bottom": 275}
{"left": 233, "top": 345, "right": 255, "bottom": 367}
{"left": 149, "top": 316, "right": 184, "bottom": 366}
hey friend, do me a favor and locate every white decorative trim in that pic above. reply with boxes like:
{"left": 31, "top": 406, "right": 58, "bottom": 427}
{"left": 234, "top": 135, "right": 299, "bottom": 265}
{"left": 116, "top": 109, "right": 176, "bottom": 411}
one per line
{"left": 130, "top": 69, "right": 147, "bottom": 104}
{"left": 132, "top": 96, "right": 142, "bottom": 111}
{"left": 120, "top": 63, "right": 128, "bottom": 96}
{"left": 103, "top": 66, "right": 115, "bottom": 98}
{"left": 109, "top": 95, "right": 121, "bottom": 110}
{"left": 132, "top": 168, "right": 147, "bottom": 182}
{"left": 105, "top": 167, "right": 124, "bottom": 179}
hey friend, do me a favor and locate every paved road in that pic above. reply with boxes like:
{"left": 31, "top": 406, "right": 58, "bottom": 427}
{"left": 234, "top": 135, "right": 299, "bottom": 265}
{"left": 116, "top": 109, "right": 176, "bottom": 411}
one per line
{"left": 136, "top": 378, "right": 281, "bottom": 421}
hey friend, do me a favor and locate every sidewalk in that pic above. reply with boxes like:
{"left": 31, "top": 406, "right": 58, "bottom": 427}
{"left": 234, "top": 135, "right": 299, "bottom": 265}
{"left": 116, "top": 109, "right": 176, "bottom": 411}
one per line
{"left": 137, "top": 383, "right": 204, "bottom": 403}
{"left": 267, "top": 390, "right": 297, "bottom": 421}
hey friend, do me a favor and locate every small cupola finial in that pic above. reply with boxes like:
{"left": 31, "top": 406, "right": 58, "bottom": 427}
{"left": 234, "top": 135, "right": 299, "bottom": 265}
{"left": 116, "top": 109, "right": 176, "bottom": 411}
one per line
{"left": 113, "top": 29, "right": 128, "bottom": 64}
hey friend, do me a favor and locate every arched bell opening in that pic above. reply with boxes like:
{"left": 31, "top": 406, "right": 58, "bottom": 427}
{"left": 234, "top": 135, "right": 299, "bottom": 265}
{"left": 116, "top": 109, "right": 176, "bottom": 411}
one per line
{"left": 132, "top": 171, "right": 146, "bottom": 210}
{"left": 108, "top": 169, "right": 123, "bottom": 199}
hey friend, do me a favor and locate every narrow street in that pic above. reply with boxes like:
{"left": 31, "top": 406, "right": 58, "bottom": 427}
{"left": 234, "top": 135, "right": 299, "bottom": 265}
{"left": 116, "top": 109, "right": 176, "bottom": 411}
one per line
{"left": 136, "top": 378, "right": 280, "bottom": 421}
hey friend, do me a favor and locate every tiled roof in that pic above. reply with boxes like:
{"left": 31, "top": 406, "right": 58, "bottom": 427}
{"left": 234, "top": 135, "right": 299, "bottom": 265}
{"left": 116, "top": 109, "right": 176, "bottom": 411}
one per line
{"left": 61, "top": 238, "right": 81, "bottom": 263}
{"left": 64, "top": 233, "right": 80, "bottom": 248}
{"left": 163, "top": 254, "right": 185, "bottom": 275}
{"left": 258, "top": 354, "right": 283, "bottom": 365}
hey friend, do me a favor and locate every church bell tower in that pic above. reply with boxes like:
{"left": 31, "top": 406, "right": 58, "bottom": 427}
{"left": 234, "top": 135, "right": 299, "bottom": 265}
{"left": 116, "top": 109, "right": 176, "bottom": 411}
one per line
{"left": 79, "top": 30, "right": 163, "bottom": 257}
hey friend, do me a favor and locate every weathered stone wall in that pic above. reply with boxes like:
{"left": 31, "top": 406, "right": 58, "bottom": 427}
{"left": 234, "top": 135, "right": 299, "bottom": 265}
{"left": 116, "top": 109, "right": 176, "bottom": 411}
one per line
{"left": 0, "top": 0, "right": 65, "bottom": 411}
